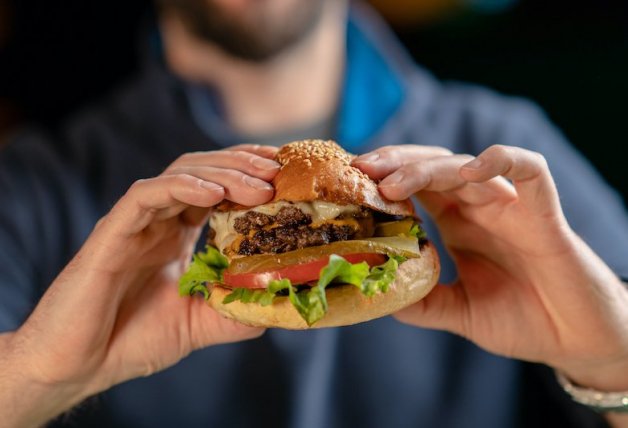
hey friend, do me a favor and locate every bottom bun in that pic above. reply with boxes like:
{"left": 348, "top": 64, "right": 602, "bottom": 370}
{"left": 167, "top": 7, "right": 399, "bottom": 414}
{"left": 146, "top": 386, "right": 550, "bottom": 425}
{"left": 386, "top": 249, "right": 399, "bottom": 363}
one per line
{"left": 207, "top": 242, "right": 440, "bottom": 329}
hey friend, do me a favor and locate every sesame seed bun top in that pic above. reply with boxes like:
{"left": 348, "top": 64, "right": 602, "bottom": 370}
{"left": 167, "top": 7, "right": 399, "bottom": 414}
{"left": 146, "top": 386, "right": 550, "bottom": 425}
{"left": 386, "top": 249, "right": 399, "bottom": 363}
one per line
{"left": 216, "top": 139, "right": 415, "bottom": 216}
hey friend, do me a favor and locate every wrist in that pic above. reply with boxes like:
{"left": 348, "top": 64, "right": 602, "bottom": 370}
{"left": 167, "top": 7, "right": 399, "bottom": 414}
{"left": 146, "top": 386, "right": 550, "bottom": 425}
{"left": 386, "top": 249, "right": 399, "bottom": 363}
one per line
{"left": 556, "top": 357, "right": 628, "bottom": 393}
{"left": 554, "top": 275, "right": 628, "bottom": 392}
{"left": 0, "top": 332, "right": 91, "bottom": 427}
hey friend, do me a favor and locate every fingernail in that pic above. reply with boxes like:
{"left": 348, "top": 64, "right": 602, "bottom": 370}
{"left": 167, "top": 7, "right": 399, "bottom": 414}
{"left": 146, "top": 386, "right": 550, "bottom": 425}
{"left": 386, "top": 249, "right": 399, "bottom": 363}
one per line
{"left": 244, "top": 175, "right": 273, "bottom": 190}
{"left": 252, "top": 157, "right": 280, "bottom": 171}
{"left": 354, "top": 153, "right": 380, "bottom": 164}
{"left": 463, "top": 157, "right": 483, "bottom": 170}
{"left": 380, "top": 171, "right": 404, "bottom": 187}
{"left": 200, "top": 181, "right": 223, "bottom": 191}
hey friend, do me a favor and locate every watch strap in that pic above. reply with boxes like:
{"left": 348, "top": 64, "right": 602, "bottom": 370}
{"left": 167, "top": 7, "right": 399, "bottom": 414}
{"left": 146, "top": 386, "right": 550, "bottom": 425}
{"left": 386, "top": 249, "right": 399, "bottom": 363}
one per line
{"left": 555, "top": 370, "right": 628, "bottom": 413}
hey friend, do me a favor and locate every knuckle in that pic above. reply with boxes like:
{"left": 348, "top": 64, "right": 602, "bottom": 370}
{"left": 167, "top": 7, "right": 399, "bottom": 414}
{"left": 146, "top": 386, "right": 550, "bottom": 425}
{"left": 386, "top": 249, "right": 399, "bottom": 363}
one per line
{"left": 529, "top": 150, "right": 548, "bottom": 168}
{"left": 223, "top": 149, "right": 249, "bottom": 162}
{"left": 164, "top": 166, "right": 184, "bottom": 176}
{"left": 431, "top": 146, "right": 453, "bottom": 156}
{"left": 486, "top": 144, "right": 510, "bottom": 157}
{"left": 374, "top": 145, "right": 406, "bottom": 158}
{"left": 238, "top": 172, "right": 253, "bottom": 186}
{"left": 376, "top": 146, "right": 398, "bottom": 155}
{"left": 128, "top": 178, "right": 149, "bottom": 192}
{"left": 369, "top": 147, "right": 393, "bottom": 159}
{"left": 220, "top": 168, "right": 243, "bottom": 181}
{"left": 175, "top": 152, "right": 194, "bottom": 164}
{"left": 179, "top": 152, "right": 193, "bottom": 161}
{"left": 373, "top": 146, "right": 405, "bottom": 162}
{"left": 381, "top": 144, "right": 453, "bottom": 158}
{"left": 407, "top": 157, "right": 427, "bottom": 169}
{"left": 172, "top": 173, "right": 201, "bottom": 187}
{"left": 228, "top": 144, "right": 259, "bottom": 153}
{"left": 235, "top": 152, "right": 257, "bottom": 163}
{"left": 94, "top": 216, "right": 108, "bottom": 229}
{"left": 403, "top": 159, "right": 430, "bottom": 175}
{"left": 226, "top": 147, "right": 246, "bottom": 155}
{"left": 456, "top": 153, "right": 475, "bottom": 163}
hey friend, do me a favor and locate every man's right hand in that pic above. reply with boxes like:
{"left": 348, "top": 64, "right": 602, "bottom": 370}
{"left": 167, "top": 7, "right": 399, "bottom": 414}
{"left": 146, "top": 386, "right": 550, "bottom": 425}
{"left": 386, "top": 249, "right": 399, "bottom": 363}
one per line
{"left": 0, "top": 145, "right": 279, "bottom": 427}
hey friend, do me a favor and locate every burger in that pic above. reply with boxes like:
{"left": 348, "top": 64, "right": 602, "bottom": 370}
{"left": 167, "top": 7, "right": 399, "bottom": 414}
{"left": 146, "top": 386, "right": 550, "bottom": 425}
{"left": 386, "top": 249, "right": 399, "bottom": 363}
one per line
{"left": 179, "top": 139, "right": 440, "bottom": 329}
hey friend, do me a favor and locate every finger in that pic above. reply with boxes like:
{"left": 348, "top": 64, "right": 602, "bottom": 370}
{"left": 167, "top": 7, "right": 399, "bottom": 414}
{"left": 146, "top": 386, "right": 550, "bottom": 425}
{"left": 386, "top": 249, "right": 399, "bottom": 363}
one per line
{"left": 188, "top": 298, "right": 266, "bottom": 350}
{"left": 460, "top": 145, "right": 561, "bottom": 216}
{"left": 108, "top": 174, "right": 225, "bottom": 236}
{"left": 147, "top": 205, "right": 211, "bottom": 229}
{"left": 378, "top": 154, "right": 472, "bottom": 198}
{"left": 352, "top": 145, "right": 453, "bottom": 180}
{"left": 30, "top": 176, "right": 225, "bottom": 340}
{"left": 167, "top": 151, "right": 280, "bottom": 181}
{"left": 394, "top": 282, "right": 468, "bottom": 337}
{"left": 180, "top": 206, "right": 212, "bottom": 227}
{"left": 377, "top": 154, "right": 471, "bottom": 200}
{"left": 163, "top": 166, "right": 274, "bottom": 206}
{"left": 224, "top": 144, "right": 278, "bottom": 159}
{"left": 378, "top": 154, "right": 517, "bottom": 206}
{"left": 414, "top": 190, "right": 458, "bottom": 223}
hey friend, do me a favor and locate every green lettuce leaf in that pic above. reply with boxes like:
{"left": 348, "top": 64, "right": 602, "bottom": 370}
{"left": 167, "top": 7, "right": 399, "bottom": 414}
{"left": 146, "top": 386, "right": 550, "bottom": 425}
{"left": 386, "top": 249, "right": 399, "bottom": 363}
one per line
{"left": 178, "top": 246, "right": 228, "bottom": 300}
{"left": 294, "top": 255, "right": 372, "bottom": 325}
{"left": 223, "top": 254, "right": 405, "bottom": 326}
{"left": 197, "top": 245, "right": 229, "bottom": 270}
{"left": 360, "top": 257, "right": 399, "bottom": 297}
{"left": 409, "top": 223, "right": 427, "bottom": 240}
{"left": 222, "top": 288, "right": 276, "bottom": 306}
{"left": 288, "top": 286, "right": 326, "bottom": 326}
{"left": 267, "top": 278, "right": 291, "bottom": 294}
{"left": 318, "top": 254, "right": 370, "bottom": 289}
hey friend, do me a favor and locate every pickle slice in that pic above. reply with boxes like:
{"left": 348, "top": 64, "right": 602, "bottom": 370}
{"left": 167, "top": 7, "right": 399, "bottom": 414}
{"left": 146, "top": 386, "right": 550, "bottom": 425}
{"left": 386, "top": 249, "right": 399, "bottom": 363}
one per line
{"left": 374, "top": 218, "right": 415, "bottom": 237}
{"left": 227, "top": 236, "right": 420, "bottom": 274}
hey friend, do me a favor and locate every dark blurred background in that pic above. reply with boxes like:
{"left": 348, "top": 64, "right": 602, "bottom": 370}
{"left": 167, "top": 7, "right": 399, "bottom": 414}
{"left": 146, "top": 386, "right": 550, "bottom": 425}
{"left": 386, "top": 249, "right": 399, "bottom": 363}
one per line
{"left": 0, "top": 0, "right": 626, "bottom": 201}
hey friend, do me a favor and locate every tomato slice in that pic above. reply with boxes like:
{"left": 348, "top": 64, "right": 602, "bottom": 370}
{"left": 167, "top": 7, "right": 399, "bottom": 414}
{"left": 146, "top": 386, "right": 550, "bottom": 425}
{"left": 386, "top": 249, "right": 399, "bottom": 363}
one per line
{"left": 227, "top": 237, "right": 420, "bottom": 275}
{"left": 222, "top": 253, "right": 387, "bottom": 289}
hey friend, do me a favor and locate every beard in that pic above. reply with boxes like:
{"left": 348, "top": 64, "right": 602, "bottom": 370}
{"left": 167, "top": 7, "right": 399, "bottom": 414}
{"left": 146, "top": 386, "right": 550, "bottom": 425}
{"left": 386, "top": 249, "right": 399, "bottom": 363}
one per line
{"left": 156, "top": 0, "right": 327, "bottom": 62}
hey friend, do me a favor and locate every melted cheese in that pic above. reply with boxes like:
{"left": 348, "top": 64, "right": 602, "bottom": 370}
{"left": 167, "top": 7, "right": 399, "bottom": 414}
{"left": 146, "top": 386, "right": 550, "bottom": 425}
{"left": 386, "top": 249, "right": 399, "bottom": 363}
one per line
{"left": 210, "top": 201, "right": 360, "bottom": 254}
{"left": 311, "top": 218, "right": 360, "bottom": 230}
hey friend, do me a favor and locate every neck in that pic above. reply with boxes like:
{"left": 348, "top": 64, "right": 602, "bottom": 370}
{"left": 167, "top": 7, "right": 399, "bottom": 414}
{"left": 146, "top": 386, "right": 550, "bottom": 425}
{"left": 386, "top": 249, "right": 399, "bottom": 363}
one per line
{"left": 161, "top": 1, "right": 347, "bottom": 136}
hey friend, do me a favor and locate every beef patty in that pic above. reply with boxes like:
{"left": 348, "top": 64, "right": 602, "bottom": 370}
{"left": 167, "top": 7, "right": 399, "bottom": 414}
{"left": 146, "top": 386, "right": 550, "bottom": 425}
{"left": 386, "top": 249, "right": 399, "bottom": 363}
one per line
{"left": 221, "top": 205, "right": 374, "bottom": 256}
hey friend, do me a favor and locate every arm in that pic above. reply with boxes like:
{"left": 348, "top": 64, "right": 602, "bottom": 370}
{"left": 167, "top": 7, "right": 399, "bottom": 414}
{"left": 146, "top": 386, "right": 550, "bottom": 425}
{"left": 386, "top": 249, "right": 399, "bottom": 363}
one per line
{"left": 354, "top": 145, "right": 628, "bottom": 427}
{"left": 608, "top": 415, "right": 628, "bottom": 428}
{"left": 0, "top": 332, "right": 88, "bottom": 427}
{"left": 0, "top": 145, "right": 279, "bottom": 427}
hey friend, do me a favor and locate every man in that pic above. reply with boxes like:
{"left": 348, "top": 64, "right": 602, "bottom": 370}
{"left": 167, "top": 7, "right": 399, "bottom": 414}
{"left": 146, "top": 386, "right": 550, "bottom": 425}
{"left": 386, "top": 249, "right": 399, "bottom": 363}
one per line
{"left": 1, "top": 0, "right": 627, "bottom": 427}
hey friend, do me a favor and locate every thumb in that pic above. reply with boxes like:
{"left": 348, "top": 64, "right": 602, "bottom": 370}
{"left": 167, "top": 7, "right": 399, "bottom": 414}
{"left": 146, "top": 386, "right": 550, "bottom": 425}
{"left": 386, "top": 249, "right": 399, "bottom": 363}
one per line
{"left": 187, "top": 297, "right": 265, "bottom": 350}
{"left": 394, "top": 282, "right": 469, "bottom": 337}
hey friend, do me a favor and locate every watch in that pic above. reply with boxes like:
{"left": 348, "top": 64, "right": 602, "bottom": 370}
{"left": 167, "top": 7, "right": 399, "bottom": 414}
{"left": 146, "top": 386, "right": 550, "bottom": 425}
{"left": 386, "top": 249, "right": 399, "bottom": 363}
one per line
{"left": 555, "top": 370, "right": 628, "bottom": 413}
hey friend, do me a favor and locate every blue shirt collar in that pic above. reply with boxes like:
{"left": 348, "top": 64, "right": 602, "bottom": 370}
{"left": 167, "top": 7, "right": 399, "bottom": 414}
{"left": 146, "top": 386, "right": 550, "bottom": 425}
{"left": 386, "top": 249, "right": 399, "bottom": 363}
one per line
{"left": 336, "top": 14, "right": 405, "bottom": 152}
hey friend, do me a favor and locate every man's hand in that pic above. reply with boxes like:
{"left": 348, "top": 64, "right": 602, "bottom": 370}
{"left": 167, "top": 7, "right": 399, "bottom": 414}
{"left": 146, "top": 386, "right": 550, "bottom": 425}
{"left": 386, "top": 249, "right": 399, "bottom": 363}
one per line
{"left": 354, "top": 145, "right": 628, "bottom": 394}
{"left": 0, "top": 144, "right": 279, "bottom": 427}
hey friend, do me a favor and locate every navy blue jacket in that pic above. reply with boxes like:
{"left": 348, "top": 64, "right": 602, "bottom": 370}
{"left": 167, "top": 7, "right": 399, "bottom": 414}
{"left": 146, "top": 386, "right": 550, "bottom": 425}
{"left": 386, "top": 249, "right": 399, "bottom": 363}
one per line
{"left": 1, "top": 5, "right": 626, "bottom": 428}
